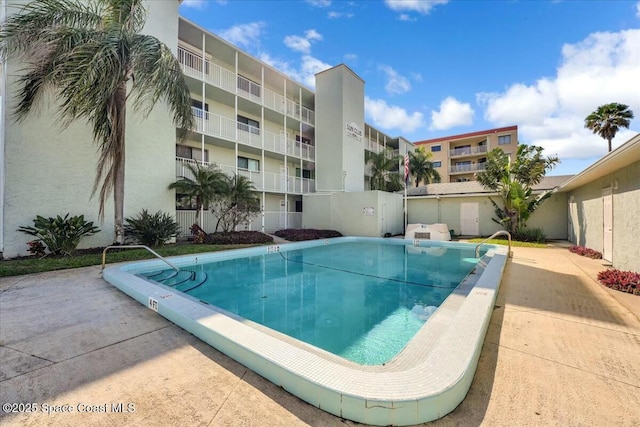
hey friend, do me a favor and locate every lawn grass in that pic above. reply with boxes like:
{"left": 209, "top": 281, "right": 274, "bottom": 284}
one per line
{"left": 466, "top": 238, "right": 547, "bottom": 248}
{"left": 0, "top": 244, "right": 258, "bottom": 277}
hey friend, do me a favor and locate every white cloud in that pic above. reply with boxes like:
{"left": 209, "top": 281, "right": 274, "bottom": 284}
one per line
{"left": 398, "top": 14, "right": 416, "bottom": 22}
{"left": 478, "top": 29, "right": 640, "bottom": 159}
{"left": 636, "top": 1, "right": 640, "bottom": 18}
{"left": 181, "top": 0, "right": 206, "bottom": 9}
{"left": 259, "top": 53, "right": 332, "bottom": 89}
{"left": 344, "top": 53, "right": 358, "bottom": 63}
{"left": 379, "top": 65, "right": 411, "bottom": 95}
{"left": 411, "top": 72, "right": 423, "bottom": 82}
{"left": 365, "top": 97, "right": 425, "bottom": 134}
{"left": 284, "top": 30, "right": 323, "bottom": 54}
{"left": 430, "top": 97, "right": 474, "bottom": 130}
{"left": 328, "top": 11, "right": 354, "bottom": 19}
{"left": 384, "top": 0, "right": 449, "bottom": 14}
{"left": 307, "top": 0, "right": 331, "bottom": 7}
{"left": 218, "top": 22, "right": 266, "bottom": 49}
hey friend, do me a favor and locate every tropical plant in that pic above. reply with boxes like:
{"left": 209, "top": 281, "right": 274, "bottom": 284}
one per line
{"left": 476, "top": 145, "right": 559, "bottom": 234}
{"left": 366, "top": 149, "right": 402, "bottom": 191}
{"left": 409, "top": 147, "right": 441, "bottom": 187}
{"left": 210, "top": 174, "right": 261, "bottom": 232}
{"left": 0, "top": 0, "right": 194, "bottom": 245}
{"left": 18, "top": 214, "right": 100, "bottom": 256}
{"left": 169, "top": 162, "right": 226, "bottom": 227}
{"left": 124, "top": 209, "right": 179, "bottom": 248}
{"left": 597, "top": 269, "right": 640, "bottom": 295}
{"left": 584, "top": 103, "right": 634, "bottom": 152}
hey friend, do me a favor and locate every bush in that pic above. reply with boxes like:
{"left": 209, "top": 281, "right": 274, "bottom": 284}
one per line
{"left": 18, "top": 214, "right": 100, "bottom": 256}
{"left": 569, "top": 245, "right": 603, "bottom": 259}
{"left": 203, "top": 231, "right": 273, "bottom": 245}
{"left": 512, "top": 227, "right": 546, "bottom": 243}
{"left": 124, "top": 210, "right": 179, "bottom": 248}
{"left": 597, "top": 269, "right": 640, "bottom": 295}
{"left": 274, "top": 229, "right": 343, "bottom": 242}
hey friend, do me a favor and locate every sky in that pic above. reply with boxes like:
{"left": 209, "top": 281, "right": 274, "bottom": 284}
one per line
{"left": 179, "top": 0, "right": 640, "bottom": 176}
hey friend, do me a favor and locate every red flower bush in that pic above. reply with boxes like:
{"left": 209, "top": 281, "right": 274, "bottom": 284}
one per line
{"left": 597, "top": 269, "right": 640, "bottom": 295}
{"left": 569, "top": 245, "right": 603, "bottom": 259}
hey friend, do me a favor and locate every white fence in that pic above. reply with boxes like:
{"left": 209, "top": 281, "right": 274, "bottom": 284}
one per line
{"left": 176, "top": 210, "right": 302, "bottom": 237}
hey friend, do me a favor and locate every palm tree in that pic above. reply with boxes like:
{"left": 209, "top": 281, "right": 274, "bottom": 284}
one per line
{"left": 168, "top": 162, "right": 226, "bottom": 227}
{"left": 585, "top": 103, "right": 634, "bottom": 152}
{"left": 212, "top": 174, "right": 260, "bottom": 232}
{"left": 366, "top": 150, "right": 402, "bottom": 191}
{"left": 409, "top": 147, "right": 441, "bottom": 187}
{"left": 0, "top": 0, "right": 194, "bottom": 244}
{"left": 476, "top": 145, "right": 559, "bottom": 233}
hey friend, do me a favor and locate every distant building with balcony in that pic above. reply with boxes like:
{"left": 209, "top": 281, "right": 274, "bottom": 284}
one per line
{"left": 414, "top": 126, "right": 518, "bottom": 183}
{"left": 0, "top": 1, "right": 412, "bottom": 257}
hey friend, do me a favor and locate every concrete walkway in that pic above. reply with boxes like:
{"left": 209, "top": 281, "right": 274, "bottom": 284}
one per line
{"left": 1, "top": 244, "right": 639, "bottom": 426}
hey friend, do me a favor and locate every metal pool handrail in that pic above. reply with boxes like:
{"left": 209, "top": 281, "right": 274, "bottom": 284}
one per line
{"left": 475, "top": 230, "right": 513, "bottom": 258}
{"left": 101, "top": 245, "right": 180, "bottom": 272}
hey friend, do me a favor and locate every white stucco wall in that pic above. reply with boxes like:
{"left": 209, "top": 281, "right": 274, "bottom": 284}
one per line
{"left": 567, "top": 160, "right": 640, "bottom": 272}
{"left": 2, "top": 0, "right": 181, "bottom": 258}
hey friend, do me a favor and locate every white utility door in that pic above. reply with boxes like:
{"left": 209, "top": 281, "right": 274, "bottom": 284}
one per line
{"left": 602, "top": 188, "right": 613, "bottom": 262}
{"left": 279, "top": 200, "right": 287, "bottom": 229}
{"left": 460, "top": 202, "right": 479, "bottom": 236}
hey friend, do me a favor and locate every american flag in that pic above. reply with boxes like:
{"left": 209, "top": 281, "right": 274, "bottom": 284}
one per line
{"left": 404, "top": 153, "right": 410, "bottom": 183}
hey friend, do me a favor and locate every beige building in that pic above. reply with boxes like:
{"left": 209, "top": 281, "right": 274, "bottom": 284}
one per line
{"left": 414, "top": 126, "right": 518, "bottom": 183}
{"left": 0, "top": 2, "right": 412, "bottom": 258}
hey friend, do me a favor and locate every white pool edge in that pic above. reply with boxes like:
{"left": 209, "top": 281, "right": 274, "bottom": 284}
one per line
{"left": 103, "top": 237, "right": 508, "bottom": 426}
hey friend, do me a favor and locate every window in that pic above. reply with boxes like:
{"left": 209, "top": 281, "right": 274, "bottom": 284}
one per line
{"left": 191, "top": 99, "right": 209, "bottom": 118}
{"left": 295, "top": 200, "right": 303, "bottom": 213}
{"left": 237, "top": 74, "right": 261, "bottom": 98}
{"left": 295, "top": 168, "right": 314, "bottom": 179}
{"left": 176, "top": 145, "right": 208, "bottom": 162}
{"left": 431, "top": 145, "right": 441, "bottom": 152}
{"left": 433, "top": 161, "right": 441, "bottom": 168}
{"left": 296, "top": 135, "right": 312, "bottom": 145}
{"left": 498, "top": 135, "right": 511, "bottom": 145}
{"left": 237, "top": 156, "right": 260, "bottom": 172}
{"left": 237, "top": 115, "right": 260, "bottom": 135}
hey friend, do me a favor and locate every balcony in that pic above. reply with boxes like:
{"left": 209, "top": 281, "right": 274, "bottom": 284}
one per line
{"left": 176, "top": 157, "right": 316, "bottom": 195}
{"left": 191, "top": 107, "right": 315, "bottom": 161}
{"left": 449, "top": 145, "right": 488, "bottom": 158}
{"left": 449, "top": 163, "right": 487, "bottom": 174}
{"left": 364, "top": 138, "right": 399, "bottom": 159}
{"left": 178, "top": 47, "right": 315, "bottom": 126}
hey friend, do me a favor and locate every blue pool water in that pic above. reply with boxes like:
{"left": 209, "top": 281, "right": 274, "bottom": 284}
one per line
{"left": 142, "top": 241, "right": 482, "bottom": 365}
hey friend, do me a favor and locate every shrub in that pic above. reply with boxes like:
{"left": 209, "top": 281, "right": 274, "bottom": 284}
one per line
{"left": 512, "top": 227, "right": 546, "bottom": 243}
{"left": 597, "top": 269, "right": 640, "bottom": 295}
{"left": 189, "top": 223, "right": 207, "bottom": 244}
{"left": 18, "top": 214, "right": 100, "bottom": 256}
{"left": 569, "top": 245, "right": 603, "bottom": 259}
{"left": 26, "top": 240, "right": 46, "bottom": 257}
{"left": 124, "top": 210, "right": 179, "bottom": 248}
{"left": 203, "top": 231, "right": 273, "bottom": 245}
{"left": 274, "top": 229, "right": 343, "bottom": 242}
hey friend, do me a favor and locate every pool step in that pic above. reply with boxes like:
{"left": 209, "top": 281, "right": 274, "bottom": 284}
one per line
{"left": 162, "top": 270, "right": 197, "bottom": 287}
{"left": 175, "top": 272, "right": 208, "bottom": 293}
{"left": 137, "top": 269, "right": 178, "bottom": 282}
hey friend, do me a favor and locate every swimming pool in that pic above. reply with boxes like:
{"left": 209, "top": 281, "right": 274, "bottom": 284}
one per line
{"left": 103, "top": 237, "right": 508, "bottom": 425}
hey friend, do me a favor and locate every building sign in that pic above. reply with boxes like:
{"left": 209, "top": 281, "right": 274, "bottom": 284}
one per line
{"left": 346, "top": 122, "right": 363, "bottom": 142}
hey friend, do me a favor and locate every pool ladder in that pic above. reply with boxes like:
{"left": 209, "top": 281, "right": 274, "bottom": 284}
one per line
{"left": 475, "top": 230, "right": 513, "bottom": 258}
{"left": 101, "top": 245, "right": 180, "bottom": 273}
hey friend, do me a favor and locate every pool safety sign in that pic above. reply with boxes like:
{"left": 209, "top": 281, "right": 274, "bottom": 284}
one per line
{"left": 363, "top": 207, "right": 375, "bottom": 216}
{"left": 346, "top": 122, "right": 363, "bottom": 142}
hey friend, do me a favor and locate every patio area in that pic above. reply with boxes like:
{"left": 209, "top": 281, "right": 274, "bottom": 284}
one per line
{"left": 1, "top": 243, "right": 639, "bottom": 426}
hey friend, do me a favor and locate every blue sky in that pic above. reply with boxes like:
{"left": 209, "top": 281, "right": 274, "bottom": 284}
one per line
{"left": 179, "top": 0, "right": 640, "bottom": 176}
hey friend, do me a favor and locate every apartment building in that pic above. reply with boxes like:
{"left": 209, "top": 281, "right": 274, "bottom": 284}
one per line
{"left": 0, "top": 1, "right": 411, "bottom": 258}
{"left": 414, "top": 126, "right": 518, "bottom": 183}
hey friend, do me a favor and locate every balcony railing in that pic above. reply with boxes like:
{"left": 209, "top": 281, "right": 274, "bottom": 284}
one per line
{"left": 179, "top": 47, "right": 315, "bottom": 126}
{"left": 449, "top": 163, "right": 487, "bottom": 174}
{"left": 191, "top": 107, "right": 315, "bottom": 161}
{"left": 449, "top": 145, "right": 488, "bottom": 157}
{"left": 176, "top": 157, "right": 315, "bottom": 195}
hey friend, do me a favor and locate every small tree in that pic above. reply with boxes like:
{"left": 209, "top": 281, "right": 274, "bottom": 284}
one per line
{"left": 210, "top": 174, "right": 260, "bottom": 232}
{"left": 168, "top": 162, "right": 226, "bottom": 227}
{"left": 585, "top": 103, "right": 634, "bottom": 152}
{"left": 409, "top": 147, "right": 441, "bottom": 187}
{"left": 476, "top": 145, "right": 559, "bottom": 234}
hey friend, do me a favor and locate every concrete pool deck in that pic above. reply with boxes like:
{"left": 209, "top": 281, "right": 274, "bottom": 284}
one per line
{"left": 1, "top": 243, "right": 639, "bottom": 426}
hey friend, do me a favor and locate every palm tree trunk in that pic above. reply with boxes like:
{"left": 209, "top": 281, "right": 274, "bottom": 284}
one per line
{"left": 113, "top": 83, "right": 127, "bottom": 244}
{"left": 607, "top": 137, "right": 612, "bottom": 152}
